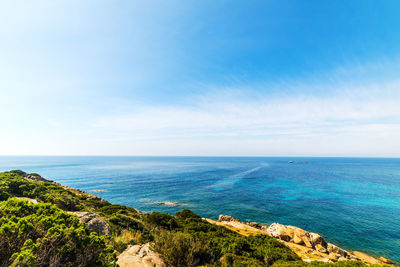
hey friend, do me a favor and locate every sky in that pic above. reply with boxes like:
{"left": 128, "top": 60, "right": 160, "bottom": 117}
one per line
{"left": 1, "top": 0, "right": 400, "bottom": 157}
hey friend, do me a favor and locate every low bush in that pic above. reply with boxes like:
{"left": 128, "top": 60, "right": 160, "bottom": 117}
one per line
{"left": 221, "top": 253, "right": 265, "bottom": 267}
{"left": 0, "top": 198, "right": 117, "bottom": 266}
{"left": 175, "top": 208, "right": 202, "bottom": 220}
{"left": 152, "top": 230, "right": 211, "bottom": 267}
{"left": 145, "top": 212, "right": 179, "bottom": 230}
{"left": 0, "top": 172, "right": 107, "bottom": 211}
{"left": 99, "top": 204, "right": 138, "bottom": 217}
{"left": 0, "top": 171, "right": 381, "bottom": 267}
{"left": 112, "top": 230, "right": 139, "bottom": 252}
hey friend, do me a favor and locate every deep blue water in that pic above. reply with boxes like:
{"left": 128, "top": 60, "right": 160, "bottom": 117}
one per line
{"left": 0, "top": 156, "right": 399, "bottom": 261}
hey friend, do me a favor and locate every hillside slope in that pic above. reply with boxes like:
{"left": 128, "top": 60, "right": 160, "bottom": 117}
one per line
{"left": 0, "top": 171, "right": 390, "bottom": 267}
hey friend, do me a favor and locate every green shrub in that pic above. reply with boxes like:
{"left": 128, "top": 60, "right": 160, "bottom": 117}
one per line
{"left": 175, "top": 209, "right": 202, "bottom": 220}
{"left": 99, "top": 204, "right": 139, "bottom": 217}
{"left": 8, "top": 170, "right": 27, "bottom": 176}
{"left": 145, "top": 212, "right": 179, "bottom": 230}
{"left": 152, "top": 231, "right": 211, "bottom": 267}
{"left": 0, "top": 171, "right": 381, "bottom": 267}
{"left": 0, "top": 172, "right": 106, "bottom": 211}
{"left": 42, "top": 191, "right": 82, "bottom": 210}
{"left": 221, "top": 253, "right": 265, "bottom": 267}
{"left": 149, "top": 209, "right": 301, "bottom": 266}
{"left": 0, "top": 198, "right": 117, "bottom": 266}
{"left": 109, "top": 214, "right": 144, "bottom": 230}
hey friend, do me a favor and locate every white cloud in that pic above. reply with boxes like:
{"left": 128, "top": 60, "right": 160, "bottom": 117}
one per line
{"left": 85, "top": 79, "right": 400, "bottom": 156}
{"left": 1, "top": 45, "right": 400, "bottom": 156}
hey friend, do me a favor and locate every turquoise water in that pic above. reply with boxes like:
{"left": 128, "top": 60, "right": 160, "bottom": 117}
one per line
{"left": 0, "top": 156, "right": 399, "bottom": 261}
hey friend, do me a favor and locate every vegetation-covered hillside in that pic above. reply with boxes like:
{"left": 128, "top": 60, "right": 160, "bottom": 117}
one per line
{"left": 0, "top": 171, "right": 384, "bottom": 266}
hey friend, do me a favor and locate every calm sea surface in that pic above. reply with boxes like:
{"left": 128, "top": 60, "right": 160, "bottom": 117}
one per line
{"left": 0, "top": 156, "right": 399, "bottom": 261}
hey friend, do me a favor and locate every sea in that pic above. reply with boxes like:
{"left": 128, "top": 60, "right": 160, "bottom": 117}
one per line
{"left": 0, "top": 156, "right": 399, "bottom": 262}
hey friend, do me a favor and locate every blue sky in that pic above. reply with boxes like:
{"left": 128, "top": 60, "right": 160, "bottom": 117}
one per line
{"left": 1, "top": 0, "right": 400, "bottom": 156}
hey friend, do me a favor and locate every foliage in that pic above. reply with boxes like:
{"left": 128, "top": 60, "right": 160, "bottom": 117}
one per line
{"left": 221, "top": 253, "right": 265, "bottom": 267}
{"left": 0, "top": 171, "right": 85, "bottom": 210}
{"left": 152, "top": 230, "right": 210, "bottom": 267}
{"left": 98, "top": 204, "right": 138, "bottom": 217}
{"left": 175, "top": 208, "right": 202, "bottom": 220}
{"left": 145, "top": 211, "right": 179, "bottom": 230}
{"left": 147, "top": 209, "right": 301, "bottom": 266}
{"left": 112, "top": 230, "right": 142, "bottom": 253}
{"left": 0, "top": 171, "right": 384, "bottom": 267}
{"left": 0, "top": 198, "right": 116, "bottom": 266}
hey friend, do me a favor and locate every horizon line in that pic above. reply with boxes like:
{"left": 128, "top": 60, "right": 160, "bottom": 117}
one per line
{"left": 0, "top": 154, "right": 399, "bottom": 159}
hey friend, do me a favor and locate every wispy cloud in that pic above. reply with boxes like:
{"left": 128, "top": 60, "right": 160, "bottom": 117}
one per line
{"left": 93, "top": 81, "right": 400, "bottom": 137}
{"left": 2, "top": 1, "right": 400, "bottom": 156}
{"left": 84, "top": 70, "right": 400, "bottom": 157}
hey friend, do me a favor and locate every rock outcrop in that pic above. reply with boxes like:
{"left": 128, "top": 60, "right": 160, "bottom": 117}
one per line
{"left": 117, "top": 243, "right": 166, "bottom": 267}
{"left": 218, "top": 215, "right": 240, "bottom": 223}
{"left": 265, "top": 223, "right": 356, "bottom": 261}
{"left": 87, "top": 217, "right": 111, "bottom": 236}
{"left": 17, "top": 171, "right": 51, "bottom": 182}
{"left": 379, "top": 256, "right": 394, "bottom": 264}
{"left": 15, "top": 197, "right": 38, "bottom": 204}
{"left": 352, "top": 251, "right": 384, "bottom": 265}
{"left": 210, "top": 216, "right": 394, "bottom": 265}
{"left": 68, "top": 212, "right": 111, "bottom": 235}
{"left": 245, "top": 221, "right": 263, "bottom": 229}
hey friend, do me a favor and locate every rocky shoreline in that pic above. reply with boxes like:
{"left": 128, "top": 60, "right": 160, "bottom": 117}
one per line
{"left": 210, "top": 215, "right": 394, "bottom": 265}
{"left": 11, "top": 171, "right": 396, "bottom": 266}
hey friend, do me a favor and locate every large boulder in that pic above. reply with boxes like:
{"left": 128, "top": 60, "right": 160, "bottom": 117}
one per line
{"left": 266, "top": 223, "right": 292, "bottom": 241}
{"left": 292, "top": 235, "right": 303, "bottom": 244}
{"left": 379, "top": 256, "right": 393, "bottom": 264}
{"left": 117, "top": 243, "right": 166, "bottom": 267}
{"left": 286, "top": 226, "right": 313, "bottom": 248}
{"left": 327, "top": 253, "right": 341, "bottom": 262}
{"left": 15, "top": 197, "right": 38, "bottom": 204}
{"left": 315, "top": 244, "right": 327, "bottom": 253}
{"left": 309, "top": 232, "right": 327, "bottom": 247}
{"left": 299, "top": 232, "right": 311, "bottom": 247}
{"left": 326, "top": 243, "right": 348, "bottom": 257}
{"left": 87, "top": 217, "right": 111, "bottom": 236}
{"left": 68, "top": 212, "right": 111, "bottom": 236}
{"left": 71, "top": 212, "right": 97, "bottom": 223}
{"left": 25, "top": 174, "right": 49, "bottom": 182}
{"left": 352, "top": 251, "right": 382, "bottom": 264}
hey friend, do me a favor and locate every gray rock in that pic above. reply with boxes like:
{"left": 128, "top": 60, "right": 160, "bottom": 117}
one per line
{"left": 309, "top": 232, "right": 327, "bottom": 247}
{"left": 68, "top": 212, "right": 110, "bottom": 235}
{"left": 247, "top": 222, "right": 262, "bottom": 229}
{"left": 86, "top": 194, "right": 102, "bottom": 201}
{"left": 87, "top": 218, "right": 111, "bottom": 236}
{"left": 70, "top": 212, "right": 98, "bottom": 223}
{"left": 15, "top": 197, "right": 39, "bottom": 204}
{"left": 327, "top": 243, "right": 348, "bottom": 257}
{"left": 218, "top": 215, "right": 240, "bottom": 222}
{"left": 315, "top": 244, "right": 327, "bottom": 253}
{"left": 266, "top": 223, "right": 292, "bottom": 241}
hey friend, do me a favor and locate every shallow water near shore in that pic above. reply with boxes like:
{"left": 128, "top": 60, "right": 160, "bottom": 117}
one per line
{"left": 1, "top": 156, "right": 399, "bottom": 262}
